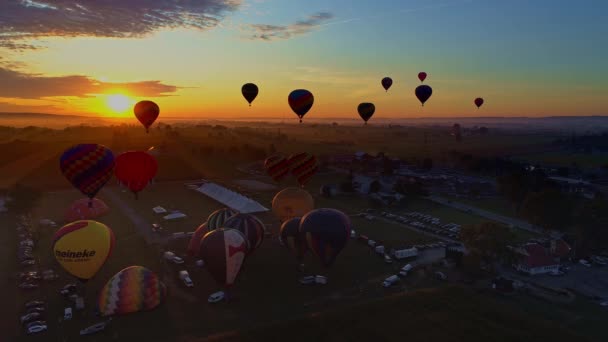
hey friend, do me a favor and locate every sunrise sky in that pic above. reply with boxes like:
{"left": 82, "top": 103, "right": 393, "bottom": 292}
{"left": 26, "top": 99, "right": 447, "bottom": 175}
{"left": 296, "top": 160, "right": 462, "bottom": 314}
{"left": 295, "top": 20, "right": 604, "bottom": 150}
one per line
{"left": 0, "top": 0, "right": 606, "bottom": 119}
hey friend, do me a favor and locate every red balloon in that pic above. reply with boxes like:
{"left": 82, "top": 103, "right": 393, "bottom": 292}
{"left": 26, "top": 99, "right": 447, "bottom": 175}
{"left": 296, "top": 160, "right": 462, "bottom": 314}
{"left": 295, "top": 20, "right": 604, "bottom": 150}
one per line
{"left": 474, "top": 97, "right": 484, "bottom": 108}
{"left": 114, "top": 151, "right": 158, "bottom": 198}
{"left": 418, "top": 72, "right": 427, "bottom": 83}
{"left": 134, "top": 101, "right": 159, "bottom": 133}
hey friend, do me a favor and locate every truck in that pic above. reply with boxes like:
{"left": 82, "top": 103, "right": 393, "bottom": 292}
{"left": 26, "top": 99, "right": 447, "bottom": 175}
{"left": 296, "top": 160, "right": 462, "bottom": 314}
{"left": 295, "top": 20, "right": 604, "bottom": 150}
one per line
{"left": 399, "top": 263, "right": 414, "bottom": 277}
{"left": 382, "top": 275, "right": 399, "bottom": 288}
{"left": 179, "top": 270, "right": 193, "bottom": 287}
{"left": 392, "top": 247, "right": 418, "bottom": 260}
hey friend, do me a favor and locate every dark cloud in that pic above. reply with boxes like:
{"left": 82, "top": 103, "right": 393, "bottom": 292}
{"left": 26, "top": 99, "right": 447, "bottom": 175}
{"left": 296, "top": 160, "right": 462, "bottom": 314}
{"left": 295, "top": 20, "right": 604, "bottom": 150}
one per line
{"left": 243, "top": 12, "right": 334, "bottom": 41}
{"left": 0, "top": 67, "right": 179, "bottom": 99}
{"left": 0, "top": 0, "right": 242, "bottom": 50}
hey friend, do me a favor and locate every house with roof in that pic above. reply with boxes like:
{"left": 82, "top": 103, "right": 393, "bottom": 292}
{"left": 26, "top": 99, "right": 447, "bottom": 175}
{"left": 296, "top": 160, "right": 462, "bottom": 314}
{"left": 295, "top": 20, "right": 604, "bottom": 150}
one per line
{"left": 512, "top": 239, "right": 571, "bottom": 275}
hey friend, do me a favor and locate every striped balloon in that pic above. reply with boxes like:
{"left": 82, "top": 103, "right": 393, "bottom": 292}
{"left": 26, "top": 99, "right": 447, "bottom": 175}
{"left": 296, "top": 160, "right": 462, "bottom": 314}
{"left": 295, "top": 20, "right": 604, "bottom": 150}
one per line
{"left": 98, "top": 266, "right": 166, "bottom": 316}
{"left": 299, "top": 208, "right": 351, "bottom": 268}
{"left": 222, "top": 213, "right": 265, "bottom": 254}
{"left": 207, "top": 208, "right": 237, "bottom": 230}
{"left": 199, "top": 228, "right": 248, "bottom": 288}
{"left": 264, "top": 154, "right": 291, "bottom": 182}
{"left": 60, "top": 144, "right": 115, "bottom": 203}
{"left": 288, "top": 153, "right": 319, "bottom": 187}
{"left": 288, "top": 89, "right": 314, "bottom": 123}
{"left": 186, "top": 223, "right": 209, "bottom": 257}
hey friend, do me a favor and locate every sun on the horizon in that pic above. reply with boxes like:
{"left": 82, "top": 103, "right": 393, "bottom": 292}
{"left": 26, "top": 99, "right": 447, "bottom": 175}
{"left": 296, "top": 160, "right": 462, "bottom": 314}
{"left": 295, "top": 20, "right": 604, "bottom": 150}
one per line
{"left": 105, "top": 94, "right": 133, "bottom": 115}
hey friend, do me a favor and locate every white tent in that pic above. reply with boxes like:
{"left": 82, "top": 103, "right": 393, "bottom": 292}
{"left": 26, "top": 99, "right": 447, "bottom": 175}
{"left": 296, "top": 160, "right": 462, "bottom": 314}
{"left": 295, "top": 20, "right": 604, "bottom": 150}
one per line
{"left": 153, "top": 206, "right": 167, "bottom": 214}
{"left": 163, "top": 212, "right": 187, "bottom": 220}
{"left": 194, "top": 182, "right": 269, "bottom": 214}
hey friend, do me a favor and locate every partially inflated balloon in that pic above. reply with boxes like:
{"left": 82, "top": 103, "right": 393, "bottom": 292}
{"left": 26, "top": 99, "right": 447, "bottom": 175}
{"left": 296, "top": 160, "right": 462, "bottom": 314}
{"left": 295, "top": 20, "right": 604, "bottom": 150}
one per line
{"left": 279, "top": 217, "right": 307, "bottom": 260}
{"left": 357, "top": 103, "right": 375, "bottom": 125}
{"left": 52, "top": 220, "right": 115, "bottom": 281}
{"left": 381, "top": 77, "right": 393, "bottom": 92}
{"left": 64, "top": 198, "right": 109, "bottom": 222}
{"left": 299, "top": 208, "right": 350, "bottom": 268}
{"left": 272, "top": 187, "right": 314, "bottom": 223}
{"left": 222, "top": 214, "right": 265, "bottom": 255}
{"left": 288, "top": 89, "right": 314, "bottom": 123}
{"left": 415, "top": 85, "right": 433, "bottom": 106}
{"left": 207, "top": 208, "right": 238, "bottom": 230}
{"left": 114, "top": 151, "right": 158, "bottom": 198}
{"left": 288, "top": 153, "right": 318, "bottom": 187}
{"left": 199, "top": 228, "right": 248, "bottom": 288}
{"left": 98, "top": 266, "right": 166, "bottom": 316}
{"left": 264, "top": 154, "right": 291, "bottom": 182}
{"left": 474, "top": 97, "right": 484, "bottom": 109}
{"left": 242, "top": 83, "right": 259, "bottom": 106}
{"left": 60, "top": 144, "right": 115, "bottom": 206}
{"left": 418, "top": 72, "right": 427, "bottom": 83}
{"left": 187, "top": 223, "right": 209, "bottom": 257}
{"left": 134, "top": 101, "right": 159, "bottom": 133}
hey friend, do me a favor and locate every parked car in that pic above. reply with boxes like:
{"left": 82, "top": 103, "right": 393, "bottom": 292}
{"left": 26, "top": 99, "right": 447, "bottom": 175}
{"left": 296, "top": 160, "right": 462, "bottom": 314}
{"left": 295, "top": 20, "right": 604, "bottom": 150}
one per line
{"left": 25, "top": 300, "right": 45, "bottom": 309}
{"left": 179, "top": 270, "right": 193, "bottom": 287}
{"left": 435, "top": 272, "right": 447, "bottom": 280}
{"left": 80, "top": 322, "right": 107, "bottom": 336}
{"left": 383, "top": 275, "right": 399, "bottom": 288}
{"left": 21, "top": 259, "right": 36, "bottom": 266}
{"left": 315, "top": 275, "right": 328, "bottom": 285}
{"left": 26, "top": 307, "right": 45, "bottom": 314}
{"left": 20, "top": 312, "right": 42, "bottom": 324}
{"left": 299, "top": 276, "right": 316, "bottom": 285}
{"left": 60, "top": 283, "right": 77, "bottom": 296}
{"left": 208, "top": 291, "right": 225, "bottom": 303}
{"left": 19, "top": 283, "right": 39, "bottom": 290}
{"left": 19, "top": 271, "right": 41, "bottom": 281}
{"left": 64, "top": 307, "right": 73, "bottom": 320}
{"left": 26, "top": 321, "right": 47, "bottom": 329}
{"left": 26, "top": 324, "right": 47, "bottom": 335}
{"left": 579, "top": 259, "right": 592, "bottom": 267}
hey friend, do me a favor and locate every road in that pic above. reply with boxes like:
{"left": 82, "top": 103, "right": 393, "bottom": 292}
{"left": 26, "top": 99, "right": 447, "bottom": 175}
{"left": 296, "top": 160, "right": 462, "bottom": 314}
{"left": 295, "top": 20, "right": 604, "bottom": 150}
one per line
{"left": 425, "top": 195, "right": 543, "bottom": 234}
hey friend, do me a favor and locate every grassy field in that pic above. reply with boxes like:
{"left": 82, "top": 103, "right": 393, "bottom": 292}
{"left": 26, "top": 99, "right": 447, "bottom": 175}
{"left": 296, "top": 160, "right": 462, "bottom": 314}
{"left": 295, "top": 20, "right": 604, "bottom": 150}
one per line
{"left": 513, "top": 151, "right": 608, "bottom": 168}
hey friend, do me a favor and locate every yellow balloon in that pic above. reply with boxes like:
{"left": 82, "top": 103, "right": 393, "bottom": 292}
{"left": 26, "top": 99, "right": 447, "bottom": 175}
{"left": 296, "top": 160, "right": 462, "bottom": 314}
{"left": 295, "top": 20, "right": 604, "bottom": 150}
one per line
{"left": 272, "top": 187, "right": 314, "bottom": 223}
{"left": 52, "top": 220, "right": 115, "bottom": 280}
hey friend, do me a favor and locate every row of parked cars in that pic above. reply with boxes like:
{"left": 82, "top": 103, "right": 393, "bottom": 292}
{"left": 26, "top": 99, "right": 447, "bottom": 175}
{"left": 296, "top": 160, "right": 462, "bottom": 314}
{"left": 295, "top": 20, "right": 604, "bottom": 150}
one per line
{"left": 380, "top": 211, "right": 462, "bottom": 240}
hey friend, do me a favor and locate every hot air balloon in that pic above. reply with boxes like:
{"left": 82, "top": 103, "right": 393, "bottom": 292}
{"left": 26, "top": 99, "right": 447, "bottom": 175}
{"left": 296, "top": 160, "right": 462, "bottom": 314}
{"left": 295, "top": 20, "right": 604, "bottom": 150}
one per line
{"left": 64, "top": 198, "right": 109, "bottom": 222}
{"left": 222, "top": 214, "right": 265, "bottom": 255}
{"left": 272, "top": 187, "right": 314, "bottom": 223}
{"left": 98, "top": 266, "right": 166, "bottom": 316}
{"left": 381, "top": 77, "right": 393, "bottom": 92}
{"left": 60, "top": 144, "right": 115, "bottom": 207}
{"left": 52, "top": 220, "right": 115, "bottom": 281}
{"left": 279, "top": 217, "right": 307, "bottom": 261}
{"left": 288, "top": 89, "right": 314, "bottom": 123}
{"left": 242, "top": 83, "right": 259, "bottom": 107}
{"left": 207, "top": 208, "right": 238, "bottom": 230}
{"left": 288, "top": 153, "right": 318, "bottom": 187}
{"left": 198, "top": 228, "right": 248, "bottom": 288}
{"left": 187, "top": 223, "right": 209, "bottom": 257}
{"left": 357, "top": 103, "right": 375, "bottom": 125}
{"left": 415, "top": 85, "right": 433, "bottom": 106}
{"left": 474, "top": 97, "right": 484, "bottom": 109}
{"left": 264, "top": 154, "right": 291, "bottom": 182}
{"left": 114, "top": 151, "right": 158, "bottom": 199}
{"left": 299, "top": 208, "right": 350, "bottom": 268}
{"left": 134, "top": 100, "right": 159, "bottom": 133}
{"left": 418, "top": 72, "right": 427, "bottom": 83}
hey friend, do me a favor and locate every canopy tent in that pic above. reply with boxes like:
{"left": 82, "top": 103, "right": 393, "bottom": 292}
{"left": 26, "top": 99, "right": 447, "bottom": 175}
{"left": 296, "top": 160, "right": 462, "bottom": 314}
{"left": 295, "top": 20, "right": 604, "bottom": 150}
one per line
{"left": 163, "top": 212, "right": 187, "bottom": 220}
{"left": 152, "top": 206, "right": 167, "bottom": 214}
{"left": 194, "top": 182, "right": 269, "bottom": 214}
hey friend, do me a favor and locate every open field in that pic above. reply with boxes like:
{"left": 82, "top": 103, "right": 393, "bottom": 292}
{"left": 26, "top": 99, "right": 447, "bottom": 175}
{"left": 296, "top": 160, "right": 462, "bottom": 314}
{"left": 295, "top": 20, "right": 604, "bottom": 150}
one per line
{"left": 513, "top": 151, "right": 608, "bottom": 168}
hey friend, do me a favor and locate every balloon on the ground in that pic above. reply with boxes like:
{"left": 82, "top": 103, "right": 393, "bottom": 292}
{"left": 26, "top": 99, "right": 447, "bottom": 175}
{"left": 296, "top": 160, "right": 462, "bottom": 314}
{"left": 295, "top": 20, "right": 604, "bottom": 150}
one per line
{"left": 52, "top": 220, "right": 115, "bottom": 281}
{"left": 114, "top": 151, "right": 158, "bottom": 198}
{"left": 187, "top": 223, "right": 209, "bottom": 257}
{"left": 415, "top": 85, "right": 433, "bottom": 106}
{"left": 288, "top": 153, "right": 318, "bottom": 187}
{"left": 299, "top": 208, "right": 350, "bottom": 268}
{"left": 64, "top": 198, "right": 109, "bottom": 222}
{"left": 207, "top": 208, "right": 238, "bottom": 230}
{"left": 279, "top": 217, "right": 307, "bottom": 261}
{"left": 60, "top": 144, "right": 115, "bottom": 206}
{"left": 474, "top": 97, "right": 484, "bottom": 108}
{"left": 381, "top": 77, "right": 393, "bottom": 92}
{"left": 288, "top": 89, "right": 314, "bottom": 123}
{"left": 98, "top": 266, "right": 166, "bottom": 316}
{"left": 198, "top": 228, "right": 248, "bottom": 288}
{"left": 357, "top": 103, "right": 375, "bottom": 125}
{"left": 272, "top": 187, "right": 314, "bottom": 223}
{"left": 134, "top": 100, "right": 159, "bottom": 133}
{"left": 264, "top": 154, "right": 291, "bottom": 182}
{"left": 222, "top": 214, "right": 265, "bottom": 254}
{"left": 418, "top": 72, "right": 427, "bottom": 83}
{"left": 242, "top": 83, "right": 259, "bottom": 106}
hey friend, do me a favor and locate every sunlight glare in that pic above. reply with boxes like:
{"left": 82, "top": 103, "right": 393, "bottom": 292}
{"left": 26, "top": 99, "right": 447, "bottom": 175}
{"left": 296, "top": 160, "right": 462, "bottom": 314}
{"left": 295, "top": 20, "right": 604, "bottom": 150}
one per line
{"left": 106, "top": 94, "right": 132, "bottom": 114}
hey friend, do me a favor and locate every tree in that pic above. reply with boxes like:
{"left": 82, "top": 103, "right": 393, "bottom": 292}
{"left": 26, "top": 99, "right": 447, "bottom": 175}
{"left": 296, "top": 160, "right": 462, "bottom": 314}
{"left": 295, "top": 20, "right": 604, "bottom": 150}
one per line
{"left": 520, "top": 188, "right": 573, "bottom": 232}
{"left": 459, "top": 222, "right": 515, "bottom": 271}
{"left": 573, "top": 198, "right": 608, "bottom": 255}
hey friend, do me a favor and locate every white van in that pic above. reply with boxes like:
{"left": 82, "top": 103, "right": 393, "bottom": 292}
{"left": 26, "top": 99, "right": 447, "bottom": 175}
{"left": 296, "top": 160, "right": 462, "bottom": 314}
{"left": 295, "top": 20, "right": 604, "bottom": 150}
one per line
{"left": 383, "top": 275, "right": 399, "bottom": 288}
{"left": 315, "top": 275, "right": 328, "bottom": 285}
{"left": 208, "top": 291, "right": 225, "bottom": 303}
{"left": 64, "top": 307, "right": 72, "bottom": 320}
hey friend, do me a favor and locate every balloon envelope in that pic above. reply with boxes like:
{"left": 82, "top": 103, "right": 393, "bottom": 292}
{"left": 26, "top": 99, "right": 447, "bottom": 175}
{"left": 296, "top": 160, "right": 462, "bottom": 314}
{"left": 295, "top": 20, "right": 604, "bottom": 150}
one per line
{"left": 299, "top": 208, "right": 351, "bottom": 267}
{"left": 288, "top": 89, "right": 314, "bottom": 123}
{"left": 381, "top": 77, "right": 393, "bottom": 91}
{"left": 52, "top": 220, "right": 115, "bottom": 280}
{"left": 279, "top": 217, "right": 307, "bottom": 260}
{"left": 357, "top": 103, "right": 375, "bottom": 124}
{"left": 415, "top": 85, "right": 433, "bottom": 106}
{"left": 207, "top": 208, "right": 238, "bottom": 230}
{"left": 60, "top": 144, "right": 115, "bottom": 200}
{"left": 187, "top": 223, "right": 209, "bottom": 257}
{"left": 64, "top": 198, "right": 109, "bottom": 222}
{"left": 288, "top": 153, "right": 318, "bottom": 187}
{"left": 242, "top": 83, "right": 259, "bottom": 106}
{"left": 474, "top": 97, "right": 484, "bottom": 108}
{"left": 114, "top": 151, "right": 158, "bottom": 196}
{"left": 199, "top": 228, "right": 248, "bottom": 288}
{"left": 418, "top": 72, "right": 427, "bottom": 82}
{"left": 134, "top": 101, "right": 159, "bottom": 132}
{"left": 98, "top": 266, "right": 166, "bottom": 316}
{"left": 222, "top": 214, "right": 265, "bottom": 254}
{"left": 272, "top": 187, "right": 314, "bottom": 223}
{"left": 264, "top": 154, "right": 291, "bottom": 182}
